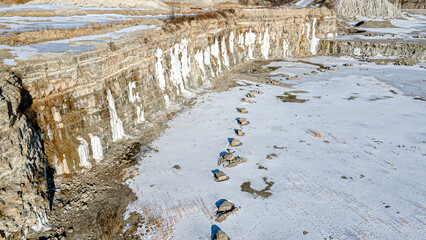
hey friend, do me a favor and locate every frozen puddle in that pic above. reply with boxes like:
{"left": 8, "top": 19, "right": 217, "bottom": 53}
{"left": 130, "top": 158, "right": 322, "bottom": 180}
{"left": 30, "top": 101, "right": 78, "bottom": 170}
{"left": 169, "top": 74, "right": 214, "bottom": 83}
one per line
{"left": 125, "top": 56, "right": 426, "bottom": 239}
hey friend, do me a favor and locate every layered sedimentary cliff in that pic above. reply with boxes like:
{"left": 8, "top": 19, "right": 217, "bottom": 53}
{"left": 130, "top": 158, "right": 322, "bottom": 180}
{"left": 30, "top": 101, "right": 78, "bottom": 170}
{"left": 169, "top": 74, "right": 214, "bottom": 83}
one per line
{"left": 10, "top": 8, "right": 336, "bottom": 177}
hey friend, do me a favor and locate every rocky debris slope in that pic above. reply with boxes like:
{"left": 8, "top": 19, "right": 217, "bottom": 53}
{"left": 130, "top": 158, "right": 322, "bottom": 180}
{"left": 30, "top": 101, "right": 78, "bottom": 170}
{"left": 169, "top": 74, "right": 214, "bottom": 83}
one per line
{"left": 388, "top": 0, "right": 426, "bottom": 9}
{"left": 336, "top": 0, "right": 406, "bottom": 20}
{"left": 0, "top": 69, "right": 50, "bottom": 239}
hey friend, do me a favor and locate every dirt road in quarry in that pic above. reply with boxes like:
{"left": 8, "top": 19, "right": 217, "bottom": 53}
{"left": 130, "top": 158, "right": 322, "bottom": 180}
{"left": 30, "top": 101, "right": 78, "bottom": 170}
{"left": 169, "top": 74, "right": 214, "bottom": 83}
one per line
{"left": 121, "top": 56, "right": 426, "bottom": 239}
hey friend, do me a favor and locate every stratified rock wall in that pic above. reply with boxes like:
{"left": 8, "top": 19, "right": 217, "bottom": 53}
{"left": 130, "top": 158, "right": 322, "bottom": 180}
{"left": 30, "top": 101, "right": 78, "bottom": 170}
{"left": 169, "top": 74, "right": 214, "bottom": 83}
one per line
{"left": 10, "top": 8, "right": 336, "bottom": 178}
{"left": 388, "top": 0, "right": 426, "bottom": 9}
{"left": 0, "top": 69, "right": 50, "bottom": 238}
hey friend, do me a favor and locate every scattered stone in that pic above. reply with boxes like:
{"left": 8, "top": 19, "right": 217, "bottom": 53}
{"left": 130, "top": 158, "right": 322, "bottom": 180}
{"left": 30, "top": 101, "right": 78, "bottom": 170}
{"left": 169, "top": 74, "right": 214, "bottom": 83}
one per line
{"left": 215, "top": 201, "right": 239, "bottom": 222}
{"left": 228, "top": 149, "right": 235, "bottom": 154}
{"left": 311, "top": 70, "right": 319, "bottom": 74}
{"left": 214, "top": 171, "right": 229, "bottom": 182}
{"left": 293, "top": 75, "right": 302, "bottom": 80}
{"left": 218, "top": 152, "right": 246, "bottom": 167}
{"left": 343, "top": 63, "right": 354, "bottom": 67}
{"left": 223, "top": 153, "right": 235, "bottom": 161}
{"left": 213, "top": 229, "right": 230, "bottom": 240}
{"left": 304, "top": 73, "right": 310, "bottom": 75}
{"left": 266, "top": 153, "right": 278, "bottom": 159}
{"left": 173, "top": 165, "right": 181, "bottom": 169}
{"left": 266, "top": 80, "right": 280, "bottom": 85}
{"left": 341, "top": 176, "right": 348, "bottom": 179}
{"left": 235, "top": 129, "right": 245, "bottom": 136}
{"left": 246, "top": 93, "right": 256, "bottom": 98}
{"left": 217, "top": 201, "right": 234, "bottom": 213}
{"left": 256, "top": 84, "right": 263, "bottom": 87}
{"left": 241, "top": 98, "right": 252, "bottom": 103}
{"left": 237, "top": 108, "right": 248, "bottom": 113}
{"left": 303, "top": 231, "right": 309, "bottom": 235}
{"left": 250, "top": 90, "right": 263, "bottom": 94}
{"left": 307, "top": 129, "right": 322, "bottom": 138}
{"left": 237, "top": 118, "right": 250, "bottom": 126}
{"left": 229, "top": 139, "right": 242, "bottom": 147}
{"left": 326, "top": 67, "right": 335, "bottom": 71}
{"left": 273, "top": 145, "right": 284, "bottom": 149}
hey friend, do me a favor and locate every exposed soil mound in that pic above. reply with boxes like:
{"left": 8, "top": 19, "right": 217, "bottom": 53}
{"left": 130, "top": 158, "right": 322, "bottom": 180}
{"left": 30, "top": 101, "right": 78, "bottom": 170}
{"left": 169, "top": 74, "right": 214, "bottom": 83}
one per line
{"left": 336, "top": 0, "right": 406, "bottom": 20}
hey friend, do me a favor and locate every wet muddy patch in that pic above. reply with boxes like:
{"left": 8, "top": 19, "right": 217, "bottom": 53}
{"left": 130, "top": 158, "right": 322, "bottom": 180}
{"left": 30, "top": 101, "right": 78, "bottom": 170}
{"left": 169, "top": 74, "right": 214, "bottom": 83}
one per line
{"left": 413, "top": 97, "right": 425, "bottom": 101}
{"left": 277, "top": 91, "right": 308, "bottom": 103}
{"left": 240, "top": 177, "right": 274, "bottom": 198}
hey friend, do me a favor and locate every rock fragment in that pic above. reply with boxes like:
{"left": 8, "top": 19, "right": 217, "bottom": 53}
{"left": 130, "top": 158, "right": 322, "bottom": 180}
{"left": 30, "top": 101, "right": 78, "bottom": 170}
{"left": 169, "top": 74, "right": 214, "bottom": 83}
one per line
{"left": 215, "top": 201, "right": 239, "bottom": 222}
{"left": 235, "top": 129, "right": 244, "bottom": 136}
{"left": 218, "top": 152, "right": 247, "bottom": 168}
{"left": 343, "top": 63, "right": 354, "bottom": 67}
{"left": 237, "top": 108, "right": 248, "bottom": 113}
{"left": 218, "top": 201, "right": 234, "bottom": 213}
{"left": 214, "top": 171, "right": 229, "bottom": 182}
{"left": 237, "top": 118, "right": 249, "bottom": 126}
{"left": 246, "top": 93, "right": 255, "bottom": 98}
{"left": 250, "top": 90, "right": 263, "bottom": 94}
{"left": 241, "top": 98, "right": 252, "bottom": 103}
{"left": 229, "top": 138, "right": 242, "bottom": 147}
{"left": 266, "top": 80, "right": 280, "bottom": 85}
{"left": 214, "top": 230, "right": 230, "bottom": 240}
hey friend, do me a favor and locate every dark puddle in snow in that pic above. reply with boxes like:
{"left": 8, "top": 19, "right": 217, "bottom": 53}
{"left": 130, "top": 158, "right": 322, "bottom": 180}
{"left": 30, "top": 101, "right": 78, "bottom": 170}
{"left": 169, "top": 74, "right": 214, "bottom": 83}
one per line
{"left": 240, "top": 177, "right": 274, "bottom": 198}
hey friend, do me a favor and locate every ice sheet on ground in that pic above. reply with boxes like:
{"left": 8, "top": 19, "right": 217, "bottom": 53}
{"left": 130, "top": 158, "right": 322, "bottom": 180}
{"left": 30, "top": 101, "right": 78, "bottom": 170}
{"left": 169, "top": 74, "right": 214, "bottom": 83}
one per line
{"left": 125, "top": 56, "right": 426, "bottom": 239}
{"left": 292, "top": 0, "right": 315, "bottom": 8}
{"left": 0, "top": 24, "right": 157, "bottom": 65}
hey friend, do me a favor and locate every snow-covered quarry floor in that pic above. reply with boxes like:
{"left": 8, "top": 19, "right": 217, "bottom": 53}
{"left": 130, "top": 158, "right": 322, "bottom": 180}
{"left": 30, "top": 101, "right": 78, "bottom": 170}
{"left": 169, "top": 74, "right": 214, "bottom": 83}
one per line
{"left": 125, "top": 56, "right": 426, "bottom": 239}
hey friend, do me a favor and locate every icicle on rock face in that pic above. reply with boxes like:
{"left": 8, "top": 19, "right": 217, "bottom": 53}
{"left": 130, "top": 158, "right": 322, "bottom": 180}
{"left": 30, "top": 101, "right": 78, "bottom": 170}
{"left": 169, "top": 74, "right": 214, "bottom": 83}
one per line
{"left": 261, "top": 27, "right": 270, "bottom": 60}
{"left": 245, "top": 28, "right": 256, "bottom": 60}
{"left": 136, "top": 106, "right": 145, "bottom": 124}
{"left": 128, "top": 82, "right": 137, "bottom": 103}
{"left": 89, "top": 134, "right": 103, "bottom": 163}
{"left": 155, "top": 48, "right": 166, "bottom": 91}
{"left": 310, "top": 18, "right": 320, "bottom": 55}
{"left": 32, "top": 206, "right": 51, "bottom": 232}
{"left": 195, "top": 50, "right": 206, "bottom": 80}
{"left": 77, "top": 136, "right": 92, "bottom": 169}
{"left": 221, "top": 36, "right": 230, "bottom": 68}
{"left": 107, "top": 88, "right": 124, "bottom": 141}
